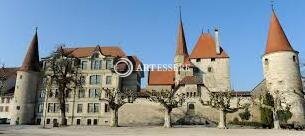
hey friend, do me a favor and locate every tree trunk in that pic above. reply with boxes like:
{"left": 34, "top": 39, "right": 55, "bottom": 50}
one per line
{"left": 164, "top": 108, "right": 172, "bottom": 128}
{"left": 218, "top": 109, "right": 227, "bottom": 129}
{"left": 110, "top": 108, "right": 119, "bottom": 127}
{"left": 273, "top": 110, "right": 280, "bottom": 129}
{"left": 59, "top": 87, "right": 67, "bottom": 126}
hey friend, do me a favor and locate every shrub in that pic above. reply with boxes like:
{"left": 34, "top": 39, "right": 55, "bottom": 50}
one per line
{"left": 239, "top": 108, "right": 251, "bottom": 121}
{"left": 277, "top": 107, "right": 292, "bottom": 123}
{"left": 260, "top": 93, "right": 274, "bottom": 128}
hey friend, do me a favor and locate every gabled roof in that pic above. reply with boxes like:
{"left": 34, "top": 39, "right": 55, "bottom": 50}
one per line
{"left": 148, "top": 70, "right": 175, "bottom": 85}
{"left": 63, "top": 46, "right": 126, "bottom": 58}
{"left": 19, "top": 31, "right": 40, "bottom": 72}
{"left": 265, "top": 10, "right": 294, "bottom": 54}
{"left": 190, "top": 33, "right": 229, "bottom": 59}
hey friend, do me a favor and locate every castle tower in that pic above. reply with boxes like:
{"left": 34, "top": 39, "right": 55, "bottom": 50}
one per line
{"left": 189, "top": 30, "right": 230, "bottom": 92}
{"left": 10, "top": 30, "right": 40, "bottom": 125}
{"left": 262, "top": 10, "right": 305, "bottom": 124}
{"left": 173, "top": 11, "right": 193, "bottom": 82}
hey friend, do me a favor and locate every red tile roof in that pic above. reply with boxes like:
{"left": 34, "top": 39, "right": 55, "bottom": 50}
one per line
{"left": 148, "top": 70, "right": 175, "bottom": 85}
{"left": 265, "top": 11, "right": 294, "bottom": 54}
{"left": 19, "top": 31, "right": 40, "bottom": 72}
{"left": 63, "top": 46, "right": 126, "bottom": 58}
{"left": 190, "top": 33, "right": 229, "bottom": 59}
{"left": 0, "top": 67, "right": 18, "bottom": 79}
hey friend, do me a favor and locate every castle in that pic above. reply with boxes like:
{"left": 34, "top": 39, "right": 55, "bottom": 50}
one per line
{"left": 0, "top": 9, "right": 304, "bottom": 126}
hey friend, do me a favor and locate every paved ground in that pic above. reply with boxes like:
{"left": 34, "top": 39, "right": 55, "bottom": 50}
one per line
{"left": 0, "top": 125, "right": 305, "bottom": 136}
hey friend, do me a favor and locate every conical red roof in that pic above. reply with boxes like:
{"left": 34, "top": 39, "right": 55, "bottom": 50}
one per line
{"left": 265, "top": 11, "right": 294, "bottom": 54}
{"left": 19, "top": 31, "right": 40, "bottom": 72}
{"left": 176, "top": 18, "right": 189, "bottom": 57}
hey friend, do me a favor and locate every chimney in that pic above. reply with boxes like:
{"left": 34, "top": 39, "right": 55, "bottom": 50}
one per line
{"left": 214, "top": 28, "right": 221, "bottom": 54}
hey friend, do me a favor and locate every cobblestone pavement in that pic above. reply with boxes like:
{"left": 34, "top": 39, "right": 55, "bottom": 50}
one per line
{"left": 0, "top": 125, "right": 305, "bottom": 136}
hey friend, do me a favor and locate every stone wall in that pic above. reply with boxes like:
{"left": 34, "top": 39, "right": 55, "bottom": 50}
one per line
{"left": 262, "top": 51, "right": 305, "bottom": 124}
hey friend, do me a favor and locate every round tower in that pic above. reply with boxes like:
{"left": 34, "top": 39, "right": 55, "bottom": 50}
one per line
{"left": 10, "top": 31, "right": 40, "bottom": 125}
{"left": 262, "top": 11, "right": 305, "bottom": 124}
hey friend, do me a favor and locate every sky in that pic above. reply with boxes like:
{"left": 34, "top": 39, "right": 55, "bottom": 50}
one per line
{"left": 0, "top": 0, "right": 305, "bottom": 91}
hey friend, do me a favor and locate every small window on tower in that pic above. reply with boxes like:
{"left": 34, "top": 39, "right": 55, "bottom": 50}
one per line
{"left": 19, "top": 75, "right": 22, "bottom": 79}
{"left": 211, "top": 58, "right": 216, "bottom": 62}
{"left": 293, "top": 56, "right": 297, "bottom": 63}
{"left": 196, "top": 59, "right": 201, "bottom": 62}
{"left": 264, "top": 59, "right": 269, "bottom": 65}
{"left": 207, "top": 67, "right": 213, "bottom": 72}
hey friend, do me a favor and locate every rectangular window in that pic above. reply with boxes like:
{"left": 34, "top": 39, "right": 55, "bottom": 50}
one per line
{"left": 4, "top": 106, "right": 8, "bottom": 112}
{"left": 46, "top": 119, "right": 50, "bottom": 124}
{"left": 40, "top": 90, "right": 45, "bottom": 98}
{"left": 65, "top": 104, "right": 69, "bottom": 113}
{"left": 81, "top": 61, "right": 88, "bottom": 70}
{"left": 106, "top": 76, "right": 112, "bottom": 85}
{"left": 211, "top": 58, "right": 216, "bottom": 62}
{"left": 94, "top": 103, "right": 100, "bottom": 113}
{"left": 76, "top": 119, "right": 81, "bottom": 125}
{"left": 87, "top": 119, "right": 91, "bottom": 125}
{"left": 91, "top": 60, "right": 102, "bottom": 70}
{"left": 89, "top": 89, "right": 100, "bottom": 98}
{"left": 106, "top": 60, "right": 113, "bottom": 69}
{"left": 77, "top": 104, "right": 83, "bottom": 113}
{"left": 48, "top": 103, "right": 54, "bottom": 113}
{"left": 6, "top": 98, "right": 10, "bottom": 103}
{"left": 1, "top": 98, "right": 5, "bottom": 103}
{"left": 93, "top": 119, "right": 98, "bottom": 125}
{"left": 104, "top": 104, "right": 109, "bottom": 112}
{"left": 0, "top": 106, "right": 3, "bottom": 112}
{"left": 38, "top": 104, "right": 43, "bottom": 113}
{"left": 196, "top": 58, "right": 201, "bottom": 62}
{"left": 88, "top": 103, "right": 94, "bottom": 113}
{"left": 90, "top": 75, "right": 101, "bottom": 85}
{"left": 78, "top": 89, "right": 85, "bottom": 98}
{"left": 54, "top": 103, "right": 60, "bottom": 113}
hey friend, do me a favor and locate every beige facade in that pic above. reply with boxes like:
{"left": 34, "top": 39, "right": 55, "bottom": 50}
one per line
{"left": 262, "top": 51, "right": 305, "bottom": 124}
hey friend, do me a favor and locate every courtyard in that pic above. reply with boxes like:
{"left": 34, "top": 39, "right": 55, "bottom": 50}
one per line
{"left": 0, "top": 125, "right": 305, "bottom": 136}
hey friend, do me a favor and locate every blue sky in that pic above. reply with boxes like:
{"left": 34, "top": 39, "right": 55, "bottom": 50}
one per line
{"left": 0, "top": 0, "right": 304, "bottom": 91}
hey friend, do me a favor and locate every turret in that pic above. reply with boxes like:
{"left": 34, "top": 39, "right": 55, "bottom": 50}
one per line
{"left": 173, "top": 9, "right": 193, "bottom": 83}
{"left": 262, "top": 10, "right": 305, "bottom": 124}
{"left": 10, "top": 30, "right": 40, "bottom": 125}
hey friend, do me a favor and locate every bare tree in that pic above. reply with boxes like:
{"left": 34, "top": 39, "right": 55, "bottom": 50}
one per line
{"left": 100, "top": 88, "right": 137, "bottom": 127}
{"left": 43, "top": 46, "right": 82, "bottom": 126}
{"left": 146, "top": 85, "right": 185, "bottom": 128}
{"left": 252, "top": 90, "right": 289, "bottom": 129}
{"left": 0, "top": 64, "right": 7, "bottom": 96}
{"left": 200, "top": 91, "right": 244, "bottom": 129}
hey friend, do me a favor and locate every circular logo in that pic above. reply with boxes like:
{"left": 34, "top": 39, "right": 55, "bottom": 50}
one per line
{"left": 114, "top": 58, "right": 133, "bottom": 77}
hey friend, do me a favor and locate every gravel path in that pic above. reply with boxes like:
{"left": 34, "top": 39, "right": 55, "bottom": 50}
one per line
{"left": 1, "top": 125, "right": 305, "bottom": 136}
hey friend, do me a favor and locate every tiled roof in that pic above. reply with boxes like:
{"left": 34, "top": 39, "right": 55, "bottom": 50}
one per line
{"left": 180, "top": 76, "right": 203, "bottom": 85}
{"left": 63, "top": 46, "right": 126, "bottom": 58}
{"left": 19, "top": 31, "right": 40, "bottom": 72}
{"left": 148, "top": 70, "right": 175, "bottom": 85}
{"left": 190, "top": 33, "right": 229, "bottom": 59}
{"left": 0, "top": 67, "right": 18, "bottom": 78}
{"left": 265, "top": 11, "right": 294, "bottom": 54}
